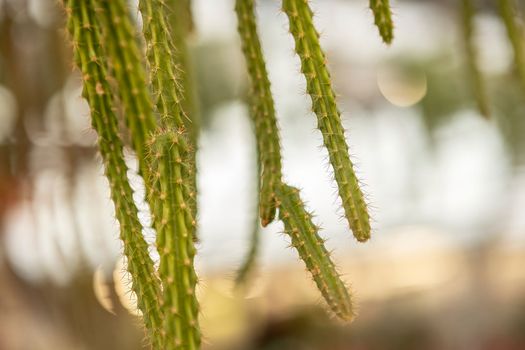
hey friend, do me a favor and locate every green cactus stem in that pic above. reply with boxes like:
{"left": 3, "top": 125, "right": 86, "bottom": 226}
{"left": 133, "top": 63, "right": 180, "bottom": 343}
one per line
{"left": 282, "top": 0, "right": 371, "bottom": 242}
{"left": 95, "top": 0, "right": 157, "bottom": 174}
{"left": 461, "top": 0, "right": 490, "bottom": 118}
{"left": 138, "top": 0, "right": 197, "bottom": 238}
{"left": 369, "top": 0, "right": 394, "bottom": 44}
{"left": 235, "top": 0, "right": 283, "bottom": 227}
{"left": 147, "top": 129, "right": 200, "bottom": 350}
{"left": 277, "top": 184, "right": 355, "bottom": 321}
{"left": 63, "top": 0, "right": 163, "bottom": 346}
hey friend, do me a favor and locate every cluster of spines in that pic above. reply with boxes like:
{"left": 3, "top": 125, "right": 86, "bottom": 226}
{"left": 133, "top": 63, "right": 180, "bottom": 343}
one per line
{"left": 147, "top": 130, "right": 200, "bottom": 350}
{"left": 63, "top": 0, "right": 163, "bottom": 347}
{"left": 369, "top": 0, "right": 394, "bottom": 44}
{"left": 277, "top": 184, "right": 354, "bottom": 321}
{"left": 235, "top": 0, "right": 283, "bottom": 227}
{"left": 460, "top": 0, "right": 490, "bottom": 118}
{"left": 282, "top": 0, "right": 371, "bottom": 243}
{"left": 94, "top": 0, "right": 157, "bottom": 175}
{"left": 497, "top": 0, "right": 525, "bottom": 89}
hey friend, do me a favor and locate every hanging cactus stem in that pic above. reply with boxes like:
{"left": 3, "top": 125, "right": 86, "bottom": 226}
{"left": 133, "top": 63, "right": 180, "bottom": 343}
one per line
{"left": 282, "top": 0, "right": 372, "bottom": 242}
{"left": 63, "top": 0, "right": 163, "bottom": 347}
{"left": 277, "top": 184, "right": 355, "bottom": 321}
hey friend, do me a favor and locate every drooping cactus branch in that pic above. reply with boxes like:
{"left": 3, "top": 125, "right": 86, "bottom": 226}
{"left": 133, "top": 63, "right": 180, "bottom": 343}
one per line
{"left": 277, "top": 184, "right": 354, "bottom": 321}
{"left": 138, "top": 0, "right": 197, "bottom": 223}
{"left": 63, "top": 0, "right": 163, "bottom": 347}
{"left": 235, "top": 0, "right": 282, "bottom": 227}
{"left": 461, "top": 0, "right": 490, "bottom": 118}
{"left": 147, "top": 130, "right": 200, "bottom": 350}
{"left": 235, "top": 0, "right": 355, "bottom": 319}
{"left": 95, "top": 0, "right": 157, "bottom": 174}
{"left": 369, "top": 0, "right": 394, "bottom": 44}
{"left": 282, "top": 0, "right": 371, "bottom": 243}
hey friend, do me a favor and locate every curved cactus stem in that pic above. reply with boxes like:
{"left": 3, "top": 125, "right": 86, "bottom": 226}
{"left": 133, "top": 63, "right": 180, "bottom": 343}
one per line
{"left": 497, "top": 0, "right": 525, "bottom": 89}
{"left": 282, "top": 0, "right": 371, "bottom": 242}
{"left": 94, "top": 0, "right": 157, "bottom": 174}
{"left": 63, "top": 0, "right": 163, "bottom": 347}
{"left": 461, "top": 0, "right": 490, "bottom": 118}
{"left": 235, "top": 0, "right": 282, "bottom": 227}
{"left": 147, "top": 129, "right": 200, "bottom": 350}
{"left": 277, "top": 184, "right": 355, "bottom": 321}
{"left": 369, "top": 0, "right": 394, "bottom": 44}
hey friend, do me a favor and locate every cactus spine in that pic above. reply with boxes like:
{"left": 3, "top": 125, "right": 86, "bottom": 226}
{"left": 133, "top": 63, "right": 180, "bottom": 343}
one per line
{"left": 63, "top": 0, "right": 163, "bottom": 346}
{"left": 282, "top": 0, "right": 371, "bottom": 242}
{"left": 461, "top": 0, "right": 490, "bottom": 118}
{"left": 369, "top": 0, "right": 394, "bottom": 44}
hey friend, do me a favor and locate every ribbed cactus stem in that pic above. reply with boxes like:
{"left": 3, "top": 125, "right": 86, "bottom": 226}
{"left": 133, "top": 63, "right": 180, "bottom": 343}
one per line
{"left": 461, "top": 0, "right": 490, "bottom": 118}
{"left": 138, "top": 0, "right": 197, "bottom": 238}
{"left": 95, "top": 0, "right": 157, "bottom": 174}
{"left": 235, "top": 0, "right": 283, "bottom": 227}
{"left": 497, "top": 0, "right": 525, "bottom": 89}
{"left": 166, "top": 0, "right": 200, "bottom": 221}
{"left": 369, "top": 0, "right": 394, "bottom": 44}
{"left": 282, "top": 0, "right": 371, "bottom": 242}
{"left": 147, "top": 129, "right": 200, "bottom": 350}
{"left": 277, "top": 184, "right": 355, "bottom": 321}
{"left": 63, "top": 0, "right": 163, "bottom": 347}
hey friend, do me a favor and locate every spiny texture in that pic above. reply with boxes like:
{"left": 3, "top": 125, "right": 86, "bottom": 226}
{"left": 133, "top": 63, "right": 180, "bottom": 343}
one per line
{"left": 95, "top": 0, "right": 157, "bottom": 174}
{"left": 497, "top": 0, "right": 525, "bottom": 89}
{"left": 138, "top": 0, "right": 197, "bottom": 237}
{"left": 282, "top": 0, "right": 371, "bottom": 242}
{"left": 63, "top": 0, "right": 163, "bottom": 347}
{"left": 147, "top": 129, "right": 200, "bottom": 350}
{"left": 166, "top": 0, "right": 200, "bottom": 220}
{"left": 369, "top": 0, "right": 394, "bottom": 44}
{"left": 277, "top": 184, "right": 354, "bottom": 321}
{"left": 138, "top": 0, "right": 186, "bottom": 128}
{"left": 461, "top": 0, "right": 490, "bottom": 118}
{"left": 236, "top": 0, "right": 282, "bottom": 227}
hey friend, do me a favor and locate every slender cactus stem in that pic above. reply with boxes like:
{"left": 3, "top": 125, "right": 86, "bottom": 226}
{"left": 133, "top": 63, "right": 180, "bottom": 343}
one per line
{"left": 282, "top": 0, "right": 371, "bottom": 242}
{"left": 277, "top": 184, "right": 355, "bottom": 321}
{"left": 235, "top": 0, "right": 282, "bottom": 227}
{"left": 166, "top": 0, "right": 200, "bottom": 221}
{"left": 138, "top": 0, "right": 197, "bottom": 236}
{"left": 369, "top": 0, "right": 394, "bottom": 44}
{"left": 460, "top": 0, "right": 490, "bottom": 118}
{"left": 147, "top": 130, "right": 200, "bottom": 350}
{"left": 497, "top": 0, "right": 525, "bottom": 89}
{"left": 94, "top": 0, "right": 157, "bottom": 174}
{"left": 63, "top": 0, "right": 163, "bottom": 347}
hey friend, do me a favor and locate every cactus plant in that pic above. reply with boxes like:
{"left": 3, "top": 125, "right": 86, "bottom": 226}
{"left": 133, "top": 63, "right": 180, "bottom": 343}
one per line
{"left": 60, "top": 0, "right": 424, "bottom": 347}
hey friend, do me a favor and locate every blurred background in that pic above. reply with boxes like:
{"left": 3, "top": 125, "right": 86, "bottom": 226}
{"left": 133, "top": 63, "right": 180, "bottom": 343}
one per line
{"left": 1, "top": 0, "right": 525, "bottom": 349}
